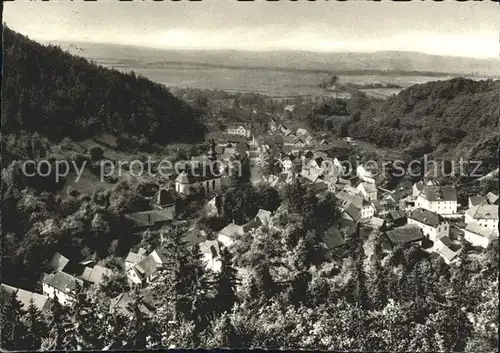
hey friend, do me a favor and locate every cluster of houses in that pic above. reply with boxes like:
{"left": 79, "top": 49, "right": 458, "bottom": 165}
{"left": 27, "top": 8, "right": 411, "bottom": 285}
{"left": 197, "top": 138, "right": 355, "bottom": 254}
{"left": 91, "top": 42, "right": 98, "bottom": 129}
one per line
{"left": 2, "top": 111, "right": 498, "bottom": 316}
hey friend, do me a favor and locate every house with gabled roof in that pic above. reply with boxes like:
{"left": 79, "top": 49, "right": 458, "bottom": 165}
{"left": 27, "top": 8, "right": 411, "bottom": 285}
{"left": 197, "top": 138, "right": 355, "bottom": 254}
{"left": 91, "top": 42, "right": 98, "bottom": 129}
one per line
{"left": 357, "top": 182, "right": 378, "bottom": 202}
{"left": 407, "top": 208, "right": 449, "bottom": 242}
{"left": 433, "top": 236, "right": 461, "bottom": 264}
{"left": 485, "top": 192, "right": 499, "bottom": 205}
{"left": 468, "top": 195, "right": 488, "bottom": 208}
{"left": 42, "top": 271, "right": 83, "bottom": 306}
{"left": 227, "top": 122, "right": 252, "bottom": 139}
{"left": 321, "top": 227, "right": 346, "bottom": 257}
{"left": 385, "top": 224, "right": 425, "bottom": 247}
{"left": 126, "top": 250, "right": 166, "bottom": 286}
{"left": 80, "top": 265, "right": 114, "bottom": 286}
{"left": 465, "top": 204, "right": 498, "bottom": 232}
{"left": 462, "top": 222, "right": 499, "bottom": 248}
{"left": 125, "top": 248, "right": 147, "bottom": 270}
{"left": 109, "top": 293, "right": 153, "bottom": 318}
{"left": 1, "top": 284, "right": 52, "bottom": 312}
{"left": 415, "top": 185, "right": 458, "bottom": 215}
{"left": 125, "top": 208, "right": 175, "bottom": 232}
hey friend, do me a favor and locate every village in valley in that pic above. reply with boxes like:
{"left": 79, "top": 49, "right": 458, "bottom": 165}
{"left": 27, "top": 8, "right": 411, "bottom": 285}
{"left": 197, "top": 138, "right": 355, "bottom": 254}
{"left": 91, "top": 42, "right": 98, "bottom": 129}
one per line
{"left": 3, "top": 100, "right": 498, "bottom": 329}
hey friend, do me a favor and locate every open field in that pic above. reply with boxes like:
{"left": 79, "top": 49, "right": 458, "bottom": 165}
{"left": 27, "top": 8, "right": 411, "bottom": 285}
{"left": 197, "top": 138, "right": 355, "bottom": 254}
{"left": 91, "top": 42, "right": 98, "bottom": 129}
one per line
{"left": 110, "top": 64, "right": 450, "bottom": 97}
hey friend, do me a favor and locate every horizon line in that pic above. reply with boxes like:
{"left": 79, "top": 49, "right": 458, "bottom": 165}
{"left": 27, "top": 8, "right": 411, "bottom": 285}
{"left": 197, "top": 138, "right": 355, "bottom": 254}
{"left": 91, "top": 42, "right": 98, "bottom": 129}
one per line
{"left": 38, "top": 38, "right": 500, "bottom": 61}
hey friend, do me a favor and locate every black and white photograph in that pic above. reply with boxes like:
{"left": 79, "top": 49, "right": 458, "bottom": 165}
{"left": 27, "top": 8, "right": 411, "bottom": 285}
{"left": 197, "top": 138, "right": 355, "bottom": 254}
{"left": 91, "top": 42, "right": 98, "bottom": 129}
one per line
{"left": 1, "top": 0, "right": 499, "bottom": 351}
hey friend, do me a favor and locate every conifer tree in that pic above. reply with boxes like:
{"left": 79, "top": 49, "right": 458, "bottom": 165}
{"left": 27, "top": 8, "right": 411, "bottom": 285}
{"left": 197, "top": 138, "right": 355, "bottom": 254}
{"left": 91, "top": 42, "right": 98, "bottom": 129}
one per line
{"left": 1, "top": 291, "right": 27, "bottom": 350}
{"left": 23, "top": 299, "right": 49, "bottom": 350}
{"left": 213, "top": 247, "right": 239, "bottom": 315}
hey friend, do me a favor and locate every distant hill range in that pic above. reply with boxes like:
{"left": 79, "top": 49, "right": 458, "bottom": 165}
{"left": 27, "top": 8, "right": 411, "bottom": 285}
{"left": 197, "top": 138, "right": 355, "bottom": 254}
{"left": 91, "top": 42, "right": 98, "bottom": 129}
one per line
{"left": 46, "top": 40, "right": 500, "bottom": 78}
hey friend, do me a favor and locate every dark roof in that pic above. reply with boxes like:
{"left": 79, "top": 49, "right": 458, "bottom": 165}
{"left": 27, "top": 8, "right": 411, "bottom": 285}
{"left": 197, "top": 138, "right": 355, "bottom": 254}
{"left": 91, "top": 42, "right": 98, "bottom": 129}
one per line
{"left": 182, "top": 226, "right": 208, "bottom": 247}
{"left": 469, "top": 196, "right": 488, "bottom": 207}
{"left": 50, "top": 253, "right": 69, "bottom": 272}
{"left": 386, "top": 224, "right": 424, "bottom": 244}
{"left": 388, "top": 209, "right": 406, "bottom": 221}
{"left": 322, "top": 227, "right": 345, "bottom": 250}
{"left": 409, "top": 208, "right": 446, "bottom": 227}
{"left": 125, "top": 208, "right": 175, "bottom": 228}
{"left": 420, "top": 185, "right": 457, "bottom": 202}
{"left": 42, "top": 271, "right": 83, "bottom": 295}
{"left": 343, "top": 203, "right": 361, "bottom": 222}
{"left": 134, "top": 254, "right": 161, "bottom": 279}
{"left": 109, "top": 293, "right": 153, "bottom": 317}
{"left": 154, "top": 188, "right": 176, "bottom": 206}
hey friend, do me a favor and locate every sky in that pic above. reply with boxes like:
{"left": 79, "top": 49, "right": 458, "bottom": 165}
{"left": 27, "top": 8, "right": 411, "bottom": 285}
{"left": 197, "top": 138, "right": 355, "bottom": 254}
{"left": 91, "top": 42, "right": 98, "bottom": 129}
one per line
{"left": 4, "top": 0, "right": 500, "bottom": 59}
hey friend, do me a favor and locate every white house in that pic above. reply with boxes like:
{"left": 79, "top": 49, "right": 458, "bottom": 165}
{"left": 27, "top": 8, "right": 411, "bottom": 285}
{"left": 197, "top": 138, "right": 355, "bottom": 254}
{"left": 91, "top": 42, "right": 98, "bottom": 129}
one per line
{"left": 412, "top": 180, "right": 438, "bottom": 198}
{"left": 42, "top": 272, "right": 83, "bottom": 306}
{"left": 360, "top": 201, "right": 375, "bottom": 220}
{"left": 357, "top": 182, "right": 378, "bottom": 202}
{"left": 175, "top": 167, "right": 222, "bottom": 196}
{"left": 465, "top": 205, "right": 498, "bottom": 232}
{"left": 126, "top": 250, "right": 166, "bottom": 286}
{"left": 463, "top": 222, "right": 499, "bottom": 248}
{"left": 407, "top": 207, "right": 449, "bottom": 242}
{"left": 227, "top": 123, "right": 252, "bottom": 139}
{"left": 415, "top": 185, "right": 458, "bottom": 215}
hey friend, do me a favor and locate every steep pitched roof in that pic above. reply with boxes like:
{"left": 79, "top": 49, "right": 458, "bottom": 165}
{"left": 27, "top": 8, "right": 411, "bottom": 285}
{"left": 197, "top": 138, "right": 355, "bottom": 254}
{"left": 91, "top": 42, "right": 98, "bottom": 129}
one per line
{"left": 125, "top": 251, "right": 146, "bottom": 265}
{"left": 464, "top": 223, "right": 499, "bottom": 239}
{"left": 388, "top": 209, "right": 406, "bottom": 221}
{"left": 199, "top": 240, "right": 220, "bottom": 258}
{"left": 409, "top": 208, "right": 446, "bottom": 228}
{"left": 182, "top": 226, "right": 208, "bottom": 247}
{"left": 335, "top": 191, "right": 363, "bottom": 209}
{"left": 256, "top": 209, "right": 272, "bottom": 223}
{"left": 419, "top": 185, "right": 457, "bottom": 202}
{"left": 49, "top": 253, "right": 69, "bottom": 272}
{"left": 125, "top": 208, "right": 175, "bottom": 228}
{"left": 343, "top": 203, "right": 361, "bottom": 222}
{"left": 80, "top": 265, "right": 113, "bottom": 285}
{"left": 322, "top": 227, "right": 345, "bottom": 250}
{"left": 486, "top": 192, "right": 499, "bottom": 205}
{"left": 134, "top": 254, "right": 161, "bottom": 279}
{"left": 434, "top": 236, "right": 461, "bottom": 263}
{"left": 386, "top": 224, "right": 424, "bottom": 244}
{"left": 42, "top": 272, "right": 83, "bottom": 295}
{"left": 219, "top": 223, "right": 245, "bottom": 239}
{"left": 469, "top": 196, "right": 488, "bottom": 207}
{"left": 1, "top": 284, "right": 51, "bottom": 312}
{"left": 466, "top": 205, "right": 499, "bottom": 220}
{"left": 109, "top": 293, "right": 153, "bottom": 317}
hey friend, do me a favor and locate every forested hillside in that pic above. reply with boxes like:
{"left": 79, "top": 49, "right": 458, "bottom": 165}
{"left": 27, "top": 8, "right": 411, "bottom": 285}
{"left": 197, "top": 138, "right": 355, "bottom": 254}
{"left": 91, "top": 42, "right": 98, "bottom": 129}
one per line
{"left": 349, "top": 78, "right": 499, "bottom": 159}
{"left": 1, "top": 27, "right": 205, "bottom": 144}
{"left": 313, "top": 78, "right": 500, "bottom": 174}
